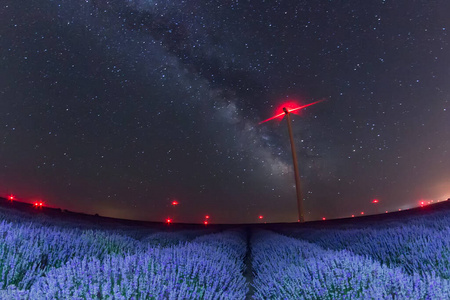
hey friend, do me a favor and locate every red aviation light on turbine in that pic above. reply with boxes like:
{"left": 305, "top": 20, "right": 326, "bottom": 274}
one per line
{"left": 205, "top": 215, "right": 210, "bottom": 219}
{"left": 259, "top": 215, "right": 263, "bottom": 219}
{"left": 322, "top": 217, "right": 326, "bottom": 221}
{"left": 9, "top": 195, "right": 15, "bottom": 201}
{"left": 259, "top": 99, "right": 326, "bottom": 124}
{"left": 372, "top": 199, "right": 379, "bottom": 203}
{"left": 34, "top": 201, "right": 44, "bottom": 208}
{"left": 204, "top": 221, "right": 208, "bottom": 225}
{"left": 171, "top": 200, "right": 179, "bottom": 206}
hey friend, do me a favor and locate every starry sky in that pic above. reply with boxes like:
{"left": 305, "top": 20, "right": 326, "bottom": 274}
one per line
{"left": 1, "top": 0, "right": 449, "bottom": 223}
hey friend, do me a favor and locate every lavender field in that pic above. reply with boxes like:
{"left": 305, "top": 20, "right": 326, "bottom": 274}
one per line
{"left": 1, "top": 200, "right": 450, "bottom": 299}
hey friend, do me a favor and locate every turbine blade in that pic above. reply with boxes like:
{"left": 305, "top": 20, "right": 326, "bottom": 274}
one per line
{"left": 259, "top": 112, "right": 286, "bottom": 124}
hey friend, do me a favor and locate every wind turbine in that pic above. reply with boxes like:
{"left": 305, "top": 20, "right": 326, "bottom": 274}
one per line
{"left": 260, "top": 99, "right": 324, "bottom": 222}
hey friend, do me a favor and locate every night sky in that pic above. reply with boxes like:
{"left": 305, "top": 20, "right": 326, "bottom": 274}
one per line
{"left": 1, "top": 0, "right": 449, "bottom": 223}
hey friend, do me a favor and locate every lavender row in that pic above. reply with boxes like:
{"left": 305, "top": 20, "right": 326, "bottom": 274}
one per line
{"left": 284, "top": 224, "right": 450, "bottom": 279}
{"left": 2, "top": 230, "right": 248, "bottom": 299}
{"left": 141, "top": 229, "right": 214, "bottom": 247}
{"left": 0, "top": 219, "right": 142, "bottom": 290}
{"left": 251, "top": 231, "right": 450, "bottom": 299}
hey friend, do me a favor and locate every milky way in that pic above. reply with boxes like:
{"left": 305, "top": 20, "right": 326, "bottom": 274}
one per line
{"left": 1, "top": 0, "right": 449, "bottom": 223}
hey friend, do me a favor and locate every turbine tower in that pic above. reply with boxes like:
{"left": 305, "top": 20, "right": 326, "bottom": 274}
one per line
{"left": 260, "top": 99, "right": 324, "bottom": 222}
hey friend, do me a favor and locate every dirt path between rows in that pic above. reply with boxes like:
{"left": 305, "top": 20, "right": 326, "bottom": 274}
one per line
{"left": 244, "top": 228, "right": 255, "bottom": 300}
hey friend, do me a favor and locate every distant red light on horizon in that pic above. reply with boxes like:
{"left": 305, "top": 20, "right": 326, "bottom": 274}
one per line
{"left": 171, "top": 201, "right": 179, "bottom": 206}
{"left": 361, "top": 212, "right": 364, "bottom": 215}
{"left": 205, "top": 215, "right": 210, "bottom": 219}
{"left": 372, "top": 199, "right": 379, "bottom": 203}
{"left": 166, "top": 218, "right": 172, "bottom": 224}
{"left": 259, "top": 215, "right": 263, "bottom": 219}
{"left": 352, "top": 215, "right": 355, "bottom": 217}
{"left": 322, "top": 217, "right": 326, "bottom": 221}
{"left": 204, "top": 221, "right": 208, "bottom": 225}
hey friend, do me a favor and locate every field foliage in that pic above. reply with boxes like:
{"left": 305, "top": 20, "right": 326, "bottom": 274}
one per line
{"left": 0, "top": 203, "right": 449, "bottom": 299}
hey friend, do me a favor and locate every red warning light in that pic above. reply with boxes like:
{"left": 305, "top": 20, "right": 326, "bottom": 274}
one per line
{"left": 372, "top": 199, "right": 379, "bottom": 203}
{"left": 9, "top": 195, "right": 14, "bottom": 201}
{"left": 171, "top": 201, "right": 179, "bottom": 206}
{"left": 385, "top": 211, "right": 388, "bottom": 213}
{"left": 39, "top": 202, "right": 43, "bottom": 206}
{"left": 351, "top": 215, "right": 355, "bottom": 217}
{"left": 204, "top": 221, "right": 208, "bottom": 225}
{"left": 166, "top": 218, "right": 172, "bottom": 224}
{"left": 259, "top": 215, "right": 263, "bottom": 219}
{"left": 322, "top": 217, "right": 326, "bottom": 221}
{"left": 259, "top": 99, "right": 325, "bottom": 124}
{"left": 205, "top": 215, "right": 210, "bottom": 219}
{"left": 361, "top": 212, "right": 364, "bottom": 215}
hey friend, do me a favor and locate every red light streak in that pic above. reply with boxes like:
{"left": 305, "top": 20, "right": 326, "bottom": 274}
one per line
{"left": 259, "top": 99, "right": 325, "bottom": 124}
